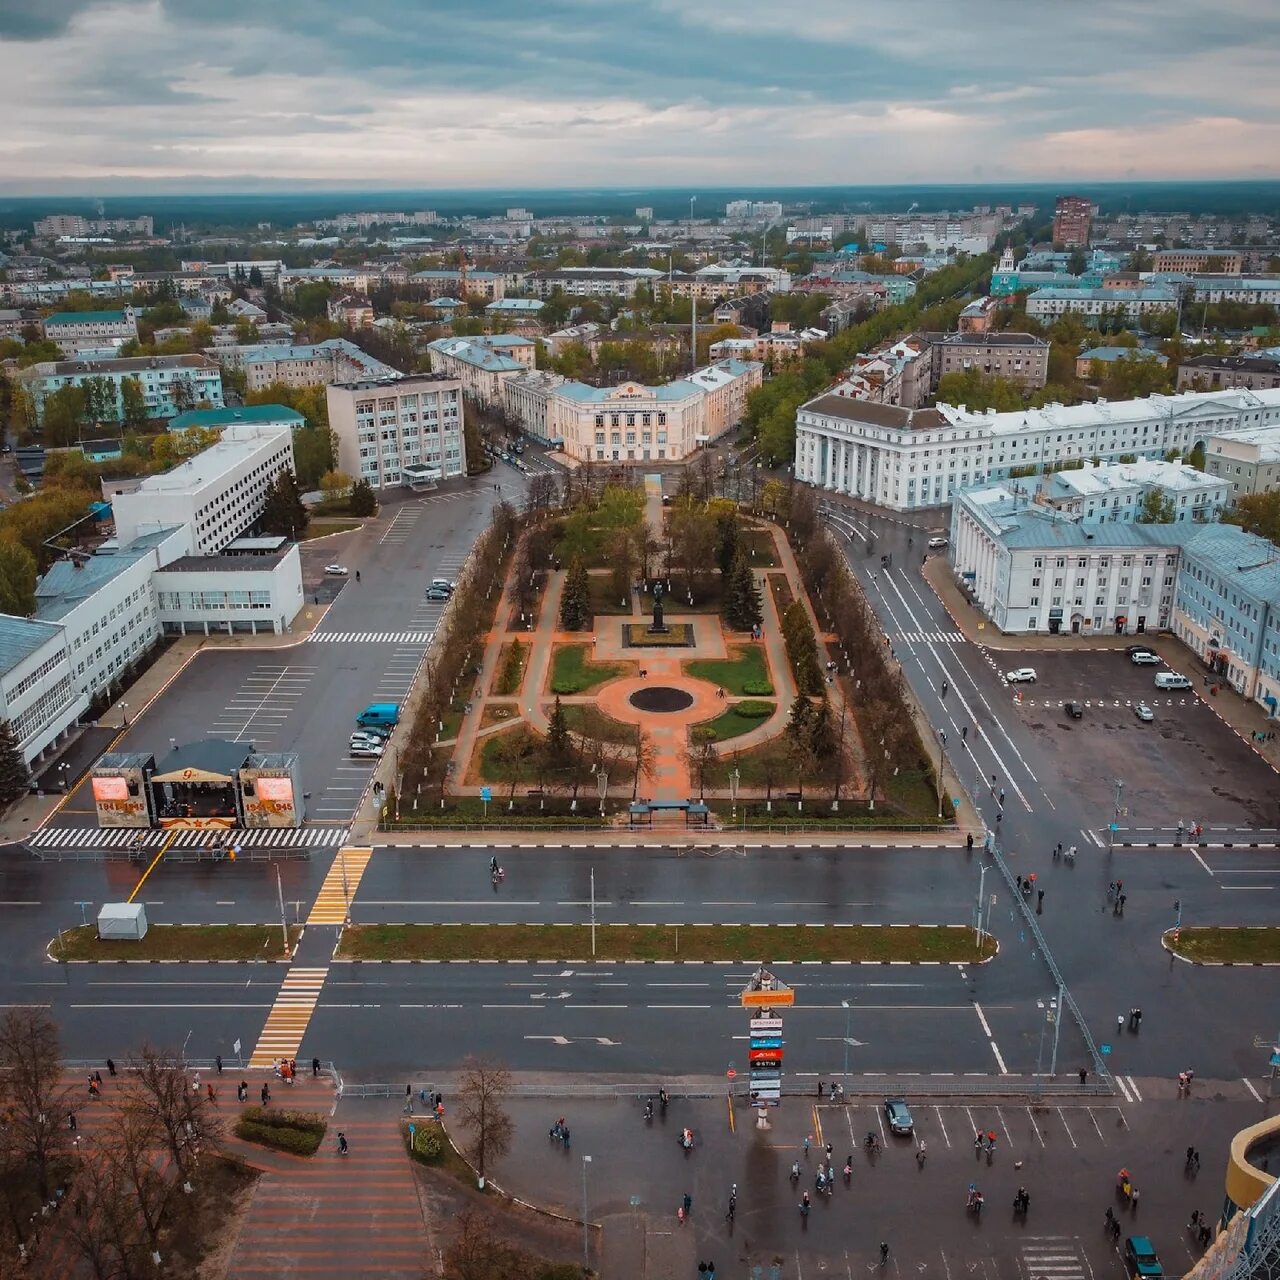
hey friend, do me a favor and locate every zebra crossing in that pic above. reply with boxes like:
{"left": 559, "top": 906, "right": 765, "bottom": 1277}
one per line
{"left": 306, "top": 630, "right": 434, "bottom": 645}
{"left": 249, "top": 967, "right": 329, "bottom": 1068}
{"left": 307, "top": 846, "right": 374, "bottom": 924}
{"left": 1018, "top": 1237, "right": 1091, "bottom": 1280}
{"left": 28, "top": 825, "right": 350, "bottom": 849}
{"left": 896, "top": 629, "right": 966, "bottom": 644}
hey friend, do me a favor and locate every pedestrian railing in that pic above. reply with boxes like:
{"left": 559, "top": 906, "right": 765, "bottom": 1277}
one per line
{"left": 30, "top": 846, "right": 310, "bottom": 863}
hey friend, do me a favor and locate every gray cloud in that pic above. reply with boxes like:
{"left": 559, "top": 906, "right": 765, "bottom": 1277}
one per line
{"left": 0, "top": 0, "right": 107, "bottom": 39}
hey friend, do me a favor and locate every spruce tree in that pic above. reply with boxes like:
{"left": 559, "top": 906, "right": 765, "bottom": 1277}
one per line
{"left": 715, "top": 510, "right": 740, "bottom": 576}
{"left": 546, "top": 695, "right": 572, "bottom": 763}
{"left": 259, "top": 469, "right": 310, "bottom": 538}
{"left": 559, "top": 558, "right": 591, "bottom": 630}
{"left": 348, "top": 477, "right": 377, "bottom": 516}
{"left": 0, "top": 721, "right": 30, "bottom": 807}
{"left": 723, "top": 552, "right": 762, "bottom": 632}
{"left": 785, "top": 695, "right": 812, "bottom": 744}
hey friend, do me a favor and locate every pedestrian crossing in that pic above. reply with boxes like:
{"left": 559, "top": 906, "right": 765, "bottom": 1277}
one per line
{"left": 895, "top": 630, "right": 966, "bottom": 644}
{"left": 1019, "top": 1237, "right": 1091, "bottom": 1280}
{"left": 306, "top": 846, "right": 374, "bottom": 924}
{"left": 249, "top": 967, "right": 329, "bottom": 1068}
{"left": 306, "top": 630, "right": 435, "bottom": 645}
{"left": 28, "top": 825, "right": 350, "bottom": 849}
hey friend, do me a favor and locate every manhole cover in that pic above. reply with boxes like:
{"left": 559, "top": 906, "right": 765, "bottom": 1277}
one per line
{"left": 629, "top": 686, "right": 694, "bottom": 713}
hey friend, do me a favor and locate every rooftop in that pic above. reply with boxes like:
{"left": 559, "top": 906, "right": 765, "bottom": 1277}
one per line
{"left": 1180, "top": 524, "right": 1280, "bottom": 602}
{"left": 43, "top": 309, "right": 132, "bottom": 327}
{"left": 31, "top": 353, "right": 218, "bottom": 377}
{"left": 1078, "top": 346, "right": 1168, "bottom": 364}
{"left": 125, "top": 426, "right": 293, "bottom": 495}
{"left": 157, "top": 549, "right": 291, "bottom": 573}
{"left": 1181, "top": 354, "right": 1280, "bottom": 373}
{"left": 0, "top": 614, "right": 68, "bottom": 674}
{"left": 34, "top": 540, "right": 162, "bottom": 621}
{"left": 802, "top": 393, "right": 945, "bottom": 431}
{"left": 169, "top": 404, "right": 304, "bottom": 431}
{"left": 1030, "top": 287, "right": 1177, "bottom": 302}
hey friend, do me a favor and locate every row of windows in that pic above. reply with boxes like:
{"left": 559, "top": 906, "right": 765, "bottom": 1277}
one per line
{"left": 9, "top": 650, "right": 69, "bottom": 700}
{"left": 157, "top": 590, "right": 273, "bottom": 610}
{"left": 13, "top": 676, "right": 78, "bottom": 746}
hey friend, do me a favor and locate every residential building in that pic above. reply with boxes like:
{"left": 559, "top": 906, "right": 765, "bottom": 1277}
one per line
{"left": 1043, "top": 458, "right": 1228, "bottom": 525}
{"left": 1025, "top": 286, "right": 1177, "bottom": 324}
{"left": 1190, "top": 277, "right": 1280, "bottom": 307}
{"left": 326, "top": 375, "right": 466, "bottom": 490}
{"left": 210, "top": 339, "right": 399, "bottom": 391}
{"left": 957, "top": 297, "right": 997, "bottom": 333}
{"left": 167, "top": 404, "right": 305, "bottom": 434}
{"left": 410, "top": 269, "right": 505, "bottom": 300}
{"left": 635, "top": 207, "right": 654, "bottom": 222}
{"left": 1152, "top": 248, "right": 1243, "bottom": 275}
{"left": 928, "top": 332, "right": 1050, "bottom": 390}
{"left": 426, "top": 336, "right": 534, "bottom": 408}
{"left": 794, "top": 385, "right": 1280, "bottom": 511}
{"left": 105, "top": 424, "right": 297, "bottom": 554}
{"left": 1202, "top": 427, "right": 1280, "bottom": 496}
{"left": 34, "top": 214, "right": 154, "bottom": 238}
{"left": 541, "top": 323, "right": 602, "bottom": 357}
{"left": 1177, "top": 355, "right": 1280, "bottom": 393}
{"left": 327, "top": 294, "right": 375, "bottom": 328}
{"left": 1052, "top": 195, "right": 1094, "bottom": 246}
{"left": 20, "top": 354, "right": 224, "bottom": 424}
{"left": 41, "top": 308, "right": 139, "bottom": 354}
{"left": 1076, "top": 346, "right": 1169, "bottom": 379}
{"left": 710, "top": 323, "right": 826, "bottom": 366}
{"left": 485, "top": 298, "right": 545, "bottom": 321}
{"left": 0, "top": 309, "right": 32, "bottom": 339}
{"left": 525, "top": 267, "right": 663, "bottom": 299}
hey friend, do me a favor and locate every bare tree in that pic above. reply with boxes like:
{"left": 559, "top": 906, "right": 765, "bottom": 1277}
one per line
{"left": 0, "top": 1008, "right": 73, "bottom": 1198}
{"left": 685, "top": 729, "right": 719, "bottom": 801}
{"left": 631, "top": 726, "right": 656, "bottom": 802}
{"left": 125, "top": 1044, "right": 221, "bottom": 1181}
{"left": 54, "top": 1141, "right": 144, "bottom": 1280}
{"left": 455, "top": 1058, "right": 514, "bottom": 1185}
{"left": 99, "top": 1103, "right": 173, "bottom": 1256}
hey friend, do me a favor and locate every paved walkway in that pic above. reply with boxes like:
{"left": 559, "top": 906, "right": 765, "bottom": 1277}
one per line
{"left": 226, "top": 1095, "right": 426, "bottom": 1280}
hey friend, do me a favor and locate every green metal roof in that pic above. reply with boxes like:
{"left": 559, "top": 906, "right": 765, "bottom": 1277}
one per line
{"left": 168, "top": 405, "right": 304, "bottom": 431}
{"left": 43, "top": 310, "right": 131, "bottom": 326}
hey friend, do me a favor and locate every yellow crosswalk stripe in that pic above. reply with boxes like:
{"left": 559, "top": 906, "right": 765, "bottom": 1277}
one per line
{"left": 249, "top": 967, "right": 328, "bottom": 1068}
{"left": 306, "top": 846, "right": 374, "bottom": 924}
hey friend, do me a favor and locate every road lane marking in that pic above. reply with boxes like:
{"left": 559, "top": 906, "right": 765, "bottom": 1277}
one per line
{"left": 1243, "top": 1077, "right": 1263, "bottom": 1103}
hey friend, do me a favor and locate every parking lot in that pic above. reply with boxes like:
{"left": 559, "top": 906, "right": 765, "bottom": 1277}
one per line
{"left": 1004, "top": 648, "right": 1279, "bottom": 826}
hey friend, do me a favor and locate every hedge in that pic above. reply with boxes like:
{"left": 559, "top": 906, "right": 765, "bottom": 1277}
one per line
{"left": 735, "top": 700, "right": 774, "bottom": 719}
{"left": 235, "top": 1106, "right": 327, "bottom": 1156}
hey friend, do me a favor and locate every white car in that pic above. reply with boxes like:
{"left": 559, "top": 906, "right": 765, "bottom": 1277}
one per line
{"left": 927, "top": 536, "right": 949, "bottom": 550}
{"left": 349, "top": 742, "right": 384, "bottom": 759}
{"left": 1134, "top": 703, "right": 1155, "bottom": 722}
{"left": 324, "top": 564, "right": 349, "bottom": 576}
{"left": 1005, "top": 667, "right": 1038, "bottom": 684}
{"left": 1130, "top": 651, "right": 1162, "bottom": 666}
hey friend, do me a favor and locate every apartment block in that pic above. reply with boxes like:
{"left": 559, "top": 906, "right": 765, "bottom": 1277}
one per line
{"left": 1026, "top": 287, "right": 1177, "bottom": 324}
{"left": 211, "top": 339, "right": 399, "bottom": 391}
{"left": 1177, "top": 355, "right": 1280, "bottom": 393}
{"left": 1052, "top": 195, "right": 1094, "bottom": 246}
{"left": 327, "top": 375, "right": 466, "bottom": 490}
{"left": 42, "top": 307, "right": 139, "bottom": 353}
{"left": 426, "top": 336, "right": 536, "bottom": 408}
{"left": 20, "top": 354, "right": 224, "bottom": 424}
{"left": 928, "top": 332, "right": 1050, "bottom": 390}
{"left": 1152, "top": 248, "right": 1243, "bottom": 275}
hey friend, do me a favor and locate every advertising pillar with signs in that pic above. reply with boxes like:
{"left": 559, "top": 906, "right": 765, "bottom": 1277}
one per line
{"left": 739, "top": 966, "right": 794, "bottom": 1110}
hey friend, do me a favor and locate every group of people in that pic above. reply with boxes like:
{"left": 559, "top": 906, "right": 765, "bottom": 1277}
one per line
{"left": 816, "top": 1080, "right": 846, "bottom": 1101}
{"left": 1187, "top": 1209, "right": 1213, "bottom": 1248}
{"left": 548, "top": 1118, "right": 572, "bottom": 1148}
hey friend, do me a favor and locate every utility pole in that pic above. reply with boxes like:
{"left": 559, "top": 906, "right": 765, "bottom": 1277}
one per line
{"left": 1050, "top": 981, "right": 1064, "bottom": 1077}
{"left": 276, "top": 865, "right": 290, "bottom": 959}
{"left": 590, "top": 866, "right": 597, "bottom": 959}
{"left": 975, "top": 863, "right": 988, "bottom": 949}
{"left": 581, "top": 1154, "right": 593, "bottom": 1276}
{"left": 1109, "top": 779, "right": 1125, "bottom": 850}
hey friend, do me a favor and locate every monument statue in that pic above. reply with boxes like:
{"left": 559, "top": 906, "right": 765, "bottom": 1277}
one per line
{"left": 649, "top": 579, "right": 669, "bottom": 634}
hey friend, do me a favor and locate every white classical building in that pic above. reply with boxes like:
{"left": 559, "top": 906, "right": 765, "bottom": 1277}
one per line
{"left": 795, "top": 386, "right": 1280, "bottom": 511}
{"left": 1044, "top": 459, "right": 1229, "bottom": 525}
{"left": 327, "top": 374, "right": 466, "bottom": 490}
{"left": 500, "top": 359, "right": 761, "bottom": 462}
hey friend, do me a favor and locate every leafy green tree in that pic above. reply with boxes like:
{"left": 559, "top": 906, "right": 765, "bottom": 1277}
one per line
{"left": 0, "top": 541, "right": 36, "bottom": 618}
{"left": 559, "top": 557, "right": 591, "bottom": 630}
{"left": 1136, "top": 491, "right": 1177, "bottom": 524}
{"left": 0, "top": 720, "right": 30, "bottom": 807}
{"left": 120, "top": 376, "right": 148, "bottom": 429}
{"left": 291, "top": 282, "right": 334, "bottom": 319}
{"left": 1222, "top": 490, "right": 1280, "bottom": 547}
{"left": 348, "top": 477, "right": 377, "bottom": 516}
{"left": 935, "top": 369, "right": 1025, "bottom": 412}
{"left": 39, "top": 384, "right": 89, "bottom": 447}
{"left": 714, "top": 508, "right": 740, "bottom": 575}
{"left": 258, "top": 469, "right": 309, "bottom": 538}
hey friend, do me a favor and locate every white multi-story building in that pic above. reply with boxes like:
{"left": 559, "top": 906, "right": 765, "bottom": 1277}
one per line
{"left": 795, "top": 386, "right": 1280, "bottom": 511}
{"left": 0, "top": 616, "right": 87, "bottom": 766}
{"left": 1044, "top": 458, "right": 1229, "bottom": 525}
{"left": 42, "top": 307, "right": 139, "bottom": 354}
{"left": 327, "top": 375, "right": 466, "bottom": 490}
{"left": 1026, "top": 287, "right": 1177, "bottom": 324}
{"left": 104, "top": 425, "right": 297, "bottom": 554}
{"left": 20, "top": 354, "right": 224, "bottom": 424}
{"left": 426, "top": 336, "right": 536, "bottom": 408}
{"left": 210, "top": 339, "right": 399, "bottom": 391}
{"left": 1190, "top": 277, "right": 1280, "bottom": 307}
{"left": 526, "top": 267, "right": 664, "bottom": 299}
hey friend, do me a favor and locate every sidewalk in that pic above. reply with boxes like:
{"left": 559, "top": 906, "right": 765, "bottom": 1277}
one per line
{"left": 924, "top": 556, "right": 1280, "bottom": 777}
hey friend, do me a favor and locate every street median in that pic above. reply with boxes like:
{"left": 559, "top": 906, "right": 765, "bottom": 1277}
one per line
{"left": 51, "top": 924, "right": 303, "bottom": 962}
{"left": 1165, "top": 926, "right": 1280, "bottom": 965}
{"left": 335, "top": 922, "right": 996, "bottom": 963}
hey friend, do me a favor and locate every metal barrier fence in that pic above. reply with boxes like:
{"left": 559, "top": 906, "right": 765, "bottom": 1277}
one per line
{"left": 375, "top": 821, "right": 957, "bottom": 836}
{"left": 31, "top": 847, "right": 310, "bottom": 863}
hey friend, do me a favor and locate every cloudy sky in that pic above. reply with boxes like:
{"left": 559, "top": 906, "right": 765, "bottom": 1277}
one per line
{"left": 2, "top": 0, "right": 1278, "bottom": 192}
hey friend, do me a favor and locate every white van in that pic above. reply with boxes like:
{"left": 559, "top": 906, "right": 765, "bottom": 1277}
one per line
{"left": 1154, "top": 672, "right": 1192, "bottom": 690}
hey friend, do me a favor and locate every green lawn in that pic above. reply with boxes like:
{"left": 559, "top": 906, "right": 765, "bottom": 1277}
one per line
{"left": 686, "top": 644, "right": 773, "bottom": 696}
{"left": 477, "top": 725, "right": 542, "bottom": 781}
{"left": 560, "top": 703, "right": 639, "bottom": 746}
{"left": 54, "top": 924, "right": 302, "bottom": 962}
{"left": 639, "top": 582, "right": 724, "bottom": 615}
{"left": 1168, "top": 927, "right": 1280, "bottom": 964}
{"left": 694, "top": 701, "right": 775, "bottom": 743}
{"left": 588, "top": 576, "right": 635, "bottom": 616}
{"left": 740, "top": 528, "right": 781, "bottom": 567}
{"left": 338, "top": 923, "right": 995, "bottom": 963}
{"left": 549, "top": 643, "right": 627, "bottom": 694}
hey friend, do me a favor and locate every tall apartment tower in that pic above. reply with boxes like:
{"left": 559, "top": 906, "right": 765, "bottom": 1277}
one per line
{"left": 1052, "top": 195, "right": 1093, "bottom": 247}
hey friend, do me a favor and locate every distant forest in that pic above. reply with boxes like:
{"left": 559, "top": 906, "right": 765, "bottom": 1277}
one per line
{"left": 1, "top": 181, "right": 1278, "bottom": 232}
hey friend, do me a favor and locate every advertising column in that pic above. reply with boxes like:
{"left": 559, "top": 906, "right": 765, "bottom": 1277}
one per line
{"left": 740, "top": 966, "right": 794, "bottom": 1112}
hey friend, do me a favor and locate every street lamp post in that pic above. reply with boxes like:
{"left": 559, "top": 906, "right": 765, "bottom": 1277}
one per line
{"left": 120, "top": 701, "right": 129, "bottom": 728}
{"left": 729, "top": 767, "right": 740, "bottom": 825}
{"left": 596, "top": 767, "right": 608, "bottom": 816}
{"left": 581, "top": 1154, "right": 593, "bottom": 1276}
{"left": 1108, "top": 779, "right": 1124, "bottom": 850}
{"left": 935, "top": 729, "right": 945, "bottom": 820}
{"left": 841, "top": 999, "right": 852, "bottom": 1080}
{"left": 974, "top": 863, "right": 988, "bottom": 949}
{"left": 1035, "top": 995, "right": 1058, "bottom": 1094}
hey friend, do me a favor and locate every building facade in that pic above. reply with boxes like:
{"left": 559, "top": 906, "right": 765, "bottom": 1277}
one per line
{"left": 42, "top": 308, "right": 139, "bottom": 353}
{"left": 20, "top": 354, "right": 224, "bottom": 424}
{"left": 1178, "top": 355, "right": 1280, "bottom": 393}
{"left": 1202, "top": 428, "right": 1280, "bottom": 496}
{"left": 211, "top": 339, "right": 399, "bottom": 391}
{"left": 327, "top": 375, "right": 466, "bottom": 490}
{"left": 0, "top": 616, "right": 87, "bottom": 767}
{"left": 795, "top": 386, "right": 1280, "bottom": 511}
{"left": 1026, "top": 287, "right": 1177, "bottom": 324}
{"left": 1052, "top": 195, "right": 1094, "bottom": 246}
{"left": 426, "top": 336, "right": 536, "bottom": 407}
{"left": 1152, "top": 249, "right": 1243, "bottom": 275}
{"left": 929, "top": 332, "right": 1049, "bottom": 390}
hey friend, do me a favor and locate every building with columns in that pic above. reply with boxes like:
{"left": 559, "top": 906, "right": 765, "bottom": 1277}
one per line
{"left": 794, "top": 385, "right": 1280, "bottom": 511}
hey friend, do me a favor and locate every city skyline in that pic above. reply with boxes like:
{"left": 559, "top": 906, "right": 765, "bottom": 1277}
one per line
{"left": 2, "top": 0, "right": 1279, "bottom": 193}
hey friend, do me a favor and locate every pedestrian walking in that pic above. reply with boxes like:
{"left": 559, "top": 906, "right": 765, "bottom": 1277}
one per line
{"left": 999, "top": 789, "right": 1006, "bottom": 806}
{"left": 880, "top": 1242, "right": 890, "bottom": 1266}
{"left": 683, "top": 1192, "right": 692, "bottom": 1217}
{"left": 941, "top": 682, "right": 948, "bottom": 697}
{"left": 405, "top": 1084, "right": 414, "bottom": 1113}
{"left": 1079, "top": 1067, "right": 1088, "bottom": 1084}
{"left": 106, "top": 1059, "right": 116, "bottom": 1077}
{"left": 818, "top": 1081, "right": 824, "bottom": 1097}
{"left": 207, "top": 1083, "right": 217, "bottom": 1104}
{"left": 803, "top": 1135, "right": 811, "bottom": 1158}
{"left": 916, "top": 1141, "right": 927, "bottom": 1167}
{"left": 1117, "top": 1013, "right": 1125, "bottom": 1033}
{"left": 68, "top": 1112, "right": 76, "bottom": 1132}
{"left": 962, "top": 725, "right": 968, "bottom": 741}
{"left": 1037, "top": 889, "right": 1044, "bottom": 909}
{"left": 1193, "top": 1150, "right": 1201, "bottom": 1171}
{"left": 312, "top": 1057, "right": 321, "bottom": 1077}
{"left": 261, "top": 1082, "right": 270, "bottom": 1106}
{"left": 238, "top": 1081, "right": 248, "bottom": 1103}
{"left": 1119, "top": 894, "right": 1127, "bottom": 913}
{"left": 215, "top": 1054, "right": 223, "bottom": 1075}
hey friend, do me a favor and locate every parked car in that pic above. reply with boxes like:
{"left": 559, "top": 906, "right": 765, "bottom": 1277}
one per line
{"left": 430, "top": 578, "right": 455, "bottom": 593}
{"left": 1005, "top": 667, "right": 1038, "bottom": 684}
{"left": 349, "top": 743, "right": 384, "bottom": 759}
{"left": 1125, "top": 644, "right": 1155, "bottom": 657}
{"left": 1130, "top": 651, "right": 1162, "bottom": 666}
{"left": 1134, "top": 703, "right": 1155, "bottom": 722}
{"left": 1064, "top": 701, "right": 1084, "bottom": 719}
{"left": 324, "top": 564, "right": 349, "bottom": 576}
{"left": 424, "top": 587, "right": 451, "bottom": 601}
{"left": 883, "top": 1098, "right": 914, "bottom": 1135}
{"left": 1154, "top": 672, "right": 1192, "bottom": 691}
{"left": 927, "top": 536, "right": 949, "bottom": 550}
{"left": 1124, "top": 1236, "right": 1163, "bottom": 1279}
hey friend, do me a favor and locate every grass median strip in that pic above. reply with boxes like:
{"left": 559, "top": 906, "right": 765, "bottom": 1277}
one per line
{"left": 53, "top": 924, "right": 303, "bottom": 962}
{"left": 336, "top": 923, "right": 995, "bottom": 963}
{"left": 1167, "top": 926, "right": 1280, "bottom": 964}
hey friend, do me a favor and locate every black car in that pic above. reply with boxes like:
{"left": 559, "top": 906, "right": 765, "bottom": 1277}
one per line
{"left": 1125, "top": 644, "right": 1155, "bottom": 657}
{"left": 1064, "top": 701, "right": 1084, "bottom": 719}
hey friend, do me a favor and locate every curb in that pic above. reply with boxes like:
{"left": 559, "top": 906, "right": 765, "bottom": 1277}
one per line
{"left": 1162, "top": 926, "right": 1280, "bottom": 967}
